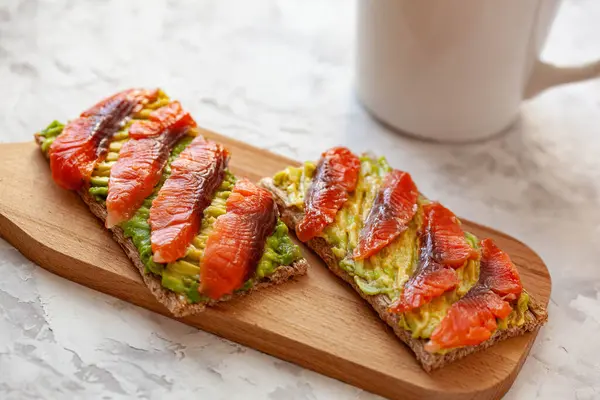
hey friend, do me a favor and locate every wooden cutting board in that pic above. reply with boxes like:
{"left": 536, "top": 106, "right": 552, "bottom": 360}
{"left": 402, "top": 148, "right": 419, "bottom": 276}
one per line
{"left": 0, "top": 132, "right": 551, "bottom": 400}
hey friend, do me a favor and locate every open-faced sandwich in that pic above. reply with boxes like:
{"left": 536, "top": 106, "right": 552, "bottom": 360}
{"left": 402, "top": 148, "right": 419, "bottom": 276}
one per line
{"left": 260, "top": 146, "right": 548, "bottom": 371}
{"left": 35, "top": 88, "right": 307, "bottom": 317}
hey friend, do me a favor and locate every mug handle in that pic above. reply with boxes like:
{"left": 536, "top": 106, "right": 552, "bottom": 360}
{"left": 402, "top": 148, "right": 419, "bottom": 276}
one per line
{"left": 525, "top": 59, "right": 600, "bottom": 99}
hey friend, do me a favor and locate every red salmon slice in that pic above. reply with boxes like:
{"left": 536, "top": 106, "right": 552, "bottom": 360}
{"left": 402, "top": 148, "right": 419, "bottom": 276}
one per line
{"left": 200, "top": 178, "right": 277, "bottom": 300}
{"left": 479, "top": 238, "right": 523, "bottom": 300}
{"left": 425, "top": 238, "right": 523, "bottom": 352}
{"left": 105, "top": 105, "right": 197, "bottom": 228}
{"left": 80, "top": 89, "right": 158, "bottom": 118}
{"left": 49, "top": 89, "right": 158, "bottom": 190}
{"left": 296, "top": 147, "right": 360, "bottom": 242}
{"left": 391, "top": 265, "right": 460, "bottom": 313}
{"left": 128, "top": 101, "right": 194, "bottom": 139}
{"left": 389, "top": 202, "right": 477, "bottom": 313}
{"left": 353, "top": 170, "right": 418, "bottom": 260}
{"left": 424, "top": 289, "right": 512, "bottom": 351}
{"left": 150, "top": 136, "right": 229, "bottom": 263}
{"left": 422, "top": 202, "right": 479, "bottom": 267}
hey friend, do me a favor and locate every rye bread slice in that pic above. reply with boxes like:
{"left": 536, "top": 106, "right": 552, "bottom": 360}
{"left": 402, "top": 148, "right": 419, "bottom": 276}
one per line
{"left": 260, "top": 177, "right": 548, "bottom": 371}
{"left": 35, "top": 135, "right": 308, "bottom": 317}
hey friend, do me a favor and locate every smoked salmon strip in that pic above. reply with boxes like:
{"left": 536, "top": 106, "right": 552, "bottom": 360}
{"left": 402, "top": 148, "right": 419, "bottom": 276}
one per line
{"left": 390, "top": 202, "right": 478, "bottom": 313}
{"left": 296, "top": 147, "right": 360, "bottom": 242}
{"left": 49, "top": 89, "right": 158, "bottom": 190}
{"left": 353, "top": 170, "right": 418, "bottom": 260}
{"left": 421, "top": 202, "right": 479, "bottom": 268}
{"left": 105, "top": 104, "right": 197, "bottom": 228}
{"left": 200, "top": 178, "right": 277, "bottom": 300}
{"left": 128, "top": 101, "right": 194, "bottom": 139}
{"left": 393, "top": 265, "right": 460, "bottom": 313}
{"left": 425, "top": 238, "right": 523, "bottom": 352}
{"left": 477, "top": 238, "right": 523, "bottom": 301}
{"left": 150, "top": 136, "right": 229, "bottom": 263}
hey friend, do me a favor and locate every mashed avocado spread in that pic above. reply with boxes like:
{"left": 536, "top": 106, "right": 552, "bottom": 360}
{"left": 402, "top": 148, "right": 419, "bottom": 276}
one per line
{"left": 39, "top": 109, "right": 301, "bottom": 304}
{"left": 272, "top": 155, "right": 529, "bottom": 342}
{"left": 38, "top": 120, "right": 65, "bottom": 152}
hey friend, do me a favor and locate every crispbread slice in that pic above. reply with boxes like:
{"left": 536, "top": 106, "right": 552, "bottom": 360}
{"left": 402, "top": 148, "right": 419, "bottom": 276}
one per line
{"left": 35, "top": 135, "right": 308, "bottom": 317}
{"left": 260, "top": 177, "right": 548, "bottom": 371}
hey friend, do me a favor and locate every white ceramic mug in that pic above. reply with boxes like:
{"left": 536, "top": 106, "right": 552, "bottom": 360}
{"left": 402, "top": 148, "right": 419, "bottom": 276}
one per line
{"left": 356, "top": 0, "right": 600, "bottom": 142}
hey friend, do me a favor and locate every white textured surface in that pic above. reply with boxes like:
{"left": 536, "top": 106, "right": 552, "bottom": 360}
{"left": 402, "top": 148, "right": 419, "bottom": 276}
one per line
{"left": 1, "top": 0, "right": 599, "bottom": 399}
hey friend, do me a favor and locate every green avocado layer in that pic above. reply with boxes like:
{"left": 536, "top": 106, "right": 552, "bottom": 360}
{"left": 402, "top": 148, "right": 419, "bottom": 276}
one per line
{"left": 271, "top": 154, "right": 529, "bottom": 343}
{"left": 38, "top": 120, "right": 65, "bottom": 152}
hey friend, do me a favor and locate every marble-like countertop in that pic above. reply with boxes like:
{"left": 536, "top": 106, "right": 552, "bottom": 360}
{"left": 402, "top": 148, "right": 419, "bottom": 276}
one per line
{"left": 1, "top": 0, "right": 599, "bottom": 398}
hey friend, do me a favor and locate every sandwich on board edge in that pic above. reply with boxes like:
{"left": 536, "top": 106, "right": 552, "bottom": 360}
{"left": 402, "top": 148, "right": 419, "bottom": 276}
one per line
{"left": 35, "top": 88, "right": 308, "bottom": 317}
{"left": 260, "top": 146, "right": 548, "bottom": 371}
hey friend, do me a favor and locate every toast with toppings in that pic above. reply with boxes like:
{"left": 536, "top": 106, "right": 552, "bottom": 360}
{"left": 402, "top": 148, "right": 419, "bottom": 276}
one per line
{"left": 35, "top": 89, "right": 307, "bottom": 317}
{"left": 260, "top": 147, "right": 547, "bottom": 371}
